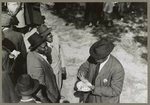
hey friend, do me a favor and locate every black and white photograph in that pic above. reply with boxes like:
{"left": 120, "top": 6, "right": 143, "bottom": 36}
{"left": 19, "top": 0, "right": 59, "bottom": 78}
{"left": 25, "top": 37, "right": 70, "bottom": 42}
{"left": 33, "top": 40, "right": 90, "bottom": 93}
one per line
{"left": 1, "top": 2, "right": 147, "bottom": 103}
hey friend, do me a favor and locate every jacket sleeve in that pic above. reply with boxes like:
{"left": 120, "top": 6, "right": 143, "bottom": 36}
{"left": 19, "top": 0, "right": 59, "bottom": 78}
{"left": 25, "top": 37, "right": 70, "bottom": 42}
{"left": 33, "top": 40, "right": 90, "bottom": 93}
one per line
{"left": 27, "top": 53, "right": 45, "bottom": 85}
{"left": 93, "top": 66, "right": 125, "bottom": 97}
{"left": 77, "top": 61, "right": 90, "bottom": 79}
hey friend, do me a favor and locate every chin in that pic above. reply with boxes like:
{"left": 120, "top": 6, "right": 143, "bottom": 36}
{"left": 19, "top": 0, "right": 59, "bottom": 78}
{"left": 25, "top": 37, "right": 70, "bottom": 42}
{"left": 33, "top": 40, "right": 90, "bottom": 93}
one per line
{"left": 47, "top": 40, "right": 53, "bottom": 43}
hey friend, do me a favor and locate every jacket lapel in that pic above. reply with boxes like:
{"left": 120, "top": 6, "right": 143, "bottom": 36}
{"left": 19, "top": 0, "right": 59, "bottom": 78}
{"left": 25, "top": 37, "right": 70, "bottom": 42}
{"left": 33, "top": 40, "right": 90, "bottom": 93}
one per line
{"left": 96, "top": 55, "right": 113, "bottom": 79}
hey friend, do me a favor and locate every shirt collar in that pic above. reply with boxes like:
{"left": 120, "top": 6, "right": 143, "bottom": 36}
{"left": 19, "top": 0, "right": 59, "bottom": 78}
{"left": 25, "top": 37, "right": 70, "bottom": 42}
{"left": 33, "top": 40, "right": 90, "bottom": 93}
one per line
{"left": 38, "top": 53, "right": 49, "bottom": 64}
{"left": 102, "top": 55, "right": 110, "bottom": 65}
{"left": 2, "top": 27, "right": 9, "bottom": 31}
{"left": 20, "top": 97, "right": 35, "bottom": 102}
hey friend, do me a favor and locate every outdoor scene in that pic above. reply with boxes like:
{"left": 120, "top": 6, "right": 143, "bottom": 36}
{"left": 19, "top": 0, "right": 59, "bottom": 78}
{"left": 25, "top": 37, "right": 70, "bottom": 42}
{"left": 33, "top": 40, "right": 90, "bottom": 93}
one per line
{"left": 1, "top": 2, "right": 147, "bottom": 103}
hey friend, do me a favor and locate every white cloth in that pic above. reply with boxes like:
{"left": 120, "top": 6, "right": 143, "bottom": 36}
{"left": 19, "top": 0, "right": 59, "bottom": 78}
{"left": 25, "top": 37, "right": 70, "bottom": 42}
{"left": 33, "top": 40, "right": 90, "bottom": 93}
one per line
{"left": 99, "top": 55, "right": 110, "bottom": 72}
{"left": 9, "top": 50, "right": 20, "bottom": 59}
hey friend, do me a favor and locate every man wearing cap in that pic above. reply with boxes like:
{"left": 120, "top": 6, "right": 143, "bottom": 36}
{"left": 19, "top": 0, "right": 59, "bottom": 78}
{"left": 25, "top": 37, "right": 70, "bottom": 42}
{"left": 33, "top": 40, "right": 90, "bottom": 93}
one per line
{"left": 15, "top": 74, "right": 41, "bottom": 103}
{"left": 27, "top": 32, "right": 60, "bottom": 103}
{"left": 76, "top": 38, "right": 125, "bottom": 103}
{"left": 37, "top": 24, "right": 66, "bottom": 91}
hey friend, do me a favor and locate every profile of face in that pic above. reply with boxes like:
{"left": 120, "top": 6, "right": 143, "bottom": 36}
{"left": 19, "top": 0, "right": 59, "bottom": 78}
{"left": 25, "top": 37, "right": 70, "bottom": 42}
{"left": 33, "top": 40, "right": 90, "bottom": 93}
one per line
{"left": 37, "top": 42, "right": 48, "bottom": 55}
{"left": 94, "top": 47, "right": 108, "bottom": 63}
{"left": 95, "top": 56, "right": 108, "bottom": 63}
{"left": 46, "top": 33, "right": 53, "bottom": 43}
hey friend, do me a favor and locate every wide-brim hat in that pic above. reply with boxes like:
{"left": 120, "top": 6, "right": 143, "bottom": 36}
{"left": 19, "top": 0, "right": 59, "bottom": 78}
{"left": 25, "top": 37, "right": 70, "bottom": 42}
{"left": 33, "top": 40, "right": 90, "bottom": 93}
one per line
{"left": 37, "top": 24, "right": 52, "bottom": 38}
{"left": 28, "top": 32, "right": 45, "bottom": 51}
{"left": 89, "top": 38, "right": 114, "bottom": 60}
{"left": 15, "top": 74, "right": 39, "bottom": 96}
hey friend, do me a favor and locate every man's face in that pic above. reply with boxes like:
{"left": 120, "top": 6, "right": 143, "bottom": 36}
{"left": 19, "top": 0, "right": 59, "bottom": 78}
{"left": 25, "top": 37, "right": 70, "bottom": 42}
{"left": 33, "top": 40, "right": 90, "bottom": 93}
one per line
{"left": 95, "top": 56, "right": 108, "bottom": 63}
{"left": 37, "top": 42, "right": 48, "bottom": 55}
{"left": 46, "top": 33, "right": 53, "bottom": 43}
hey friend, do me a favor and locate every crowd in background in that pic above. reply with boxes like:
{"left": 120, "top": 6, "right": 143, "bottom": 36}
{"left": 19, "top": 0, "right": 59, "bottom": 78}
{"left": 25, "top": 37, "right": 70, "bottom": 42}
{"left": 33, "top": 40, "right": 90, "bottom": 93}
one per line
{"left": 2, "top": 2, "right": 66, "bottom": 103}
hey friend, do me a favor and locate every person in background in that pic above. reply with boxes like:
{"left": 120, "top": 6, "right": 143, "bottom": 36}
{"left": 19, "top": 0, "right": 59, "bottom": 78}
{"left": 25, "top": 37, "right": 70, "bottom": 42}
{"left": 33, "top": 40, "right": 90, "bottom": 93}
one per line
{"left": 103, "top": 2, "right": 115, "bottom": 27}
{"left": 27, "top": 32, "right": 60, "bottom": 103}
{"left": 84, "top": 3, "right": 103, "bottom": 27}
{"left": 7, "top": 2, "right": 45, "bottom": 34}
{"left": 15, "top": 74, "right": 41, "bottom": 103}
{"left": 75, "top": 38, "right": 125, "bottom": 103}
{"left": 37, "top": 24, "right": 67, "bottom": 91}
{"left": 24, "top": 3, "right": 45, "bottom": 29}
{"left": 2, "top": 35, "right": 19, "bottom": 103}
{"left": 7, "top": 2, "right": 29, "bottom": 34}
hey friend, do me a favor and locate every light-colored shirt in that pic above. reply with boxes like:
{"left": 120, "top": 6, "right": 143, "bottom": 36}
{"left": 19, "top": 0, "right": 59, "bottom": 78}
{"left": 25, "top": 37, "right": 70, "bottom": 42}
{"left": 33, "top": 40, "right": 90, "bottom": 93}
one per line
{"left": 20, "top": 97, "right": 41, "bottom": 103}
{"left": 99, "top": 55, "right": 110, "bottom": 72}
{"left": 38, "top": 53, "right": 49, "bottom": 64}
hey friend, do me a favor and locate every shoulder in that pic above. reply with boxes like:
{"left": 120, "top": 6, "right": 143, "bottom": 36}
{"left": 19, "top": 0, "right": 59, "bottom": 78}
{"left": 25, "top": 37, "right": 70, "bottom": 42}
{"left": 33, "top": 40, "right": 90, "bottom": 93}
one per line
{"left": 110, "top": 55, "right": 124, "bottom": 72}
{"left": 12, "top": 31, "right": 23, "bottom": 38}
{"left": 4, "top": 29, "right": 23, "bottom": 39}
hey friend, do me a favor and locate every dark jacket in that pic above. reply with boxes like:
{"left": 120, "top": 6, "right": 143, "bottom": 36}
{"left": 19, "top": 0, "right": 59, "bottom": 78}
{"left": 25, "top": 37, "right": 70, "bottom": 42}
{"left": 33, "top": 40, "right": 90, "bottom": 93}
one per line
{"left": 3, "top": 28, "right": 27, "bottom": 58}
{"left": 24, "top": 3, "right": 44, "bottom": 27}
{"left": 2, "top": 48, "right": 19, "bottom": 103}
{"left": 77, "top": 54, "right": 125, "bottom": 103}
{"left": 3, "top": 28, "right": 27, "bottom": 84}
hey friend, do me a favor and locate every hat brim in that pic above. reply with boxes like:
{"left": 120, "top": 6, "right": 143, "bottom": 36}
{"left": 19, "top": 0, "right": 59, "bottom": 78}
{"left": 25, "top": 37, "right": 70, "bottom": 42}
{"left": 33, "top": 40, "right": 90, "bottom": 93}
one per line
{"left": 15, "top": 79, "right": 39, "bottom": 96}
{"left": 29, "top": 39, "right": 45, "bottom": 51}
{"left": 40, "top": 28, "right": 52, "bottom": 38}
{"left": 89, "top": 41, "right": 114, "bottom": 60}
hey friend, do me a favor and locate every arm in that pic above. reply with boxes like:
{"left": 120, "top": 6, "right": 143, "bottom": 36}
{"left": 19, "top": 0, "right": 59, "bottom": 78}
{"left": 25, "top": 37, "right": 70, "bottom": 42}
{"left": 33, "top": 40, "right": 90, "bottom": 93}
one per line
{"left": 27, "top": 53, "right": 49, "bottom": 102}
{"left": 74, "top": 61, "right": 89, "bottom": 91}
{"left": 77, "top": 61, "right": 90, "bottom": 80}
{"left": 27, "top": 53, "right": 45, "bottom": 85}
{"left": 92, "top": 66, "right": 125, "bottom": 97}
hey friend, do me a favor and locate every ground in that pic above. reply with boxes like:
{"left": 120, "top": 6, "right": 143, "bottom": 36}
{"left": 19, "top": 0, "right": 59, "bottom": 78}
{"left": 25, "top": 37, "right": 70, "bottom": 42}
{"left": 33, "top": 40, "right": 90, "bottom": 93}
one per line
{"left": 40, "top": 4, "right": 147, "bottom": 103}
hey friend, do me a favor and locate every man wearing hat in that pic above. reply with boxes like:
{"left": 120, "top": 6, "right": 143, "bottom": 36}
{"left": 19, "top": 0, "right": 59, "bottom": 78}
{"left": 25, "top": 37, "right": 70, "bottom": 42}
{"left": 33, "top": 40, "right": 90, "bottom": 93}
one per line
{"left": 37, "top": 24, "right": 66, "bottom": 91}
{"left": 76, "top": 38, "right": 125, "bottom": 103}
{"left": 2, "top": 13, "right": 27, "bottom": 85}
{"left": 27, "top": 32, "right": 60, "bottom": 103}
